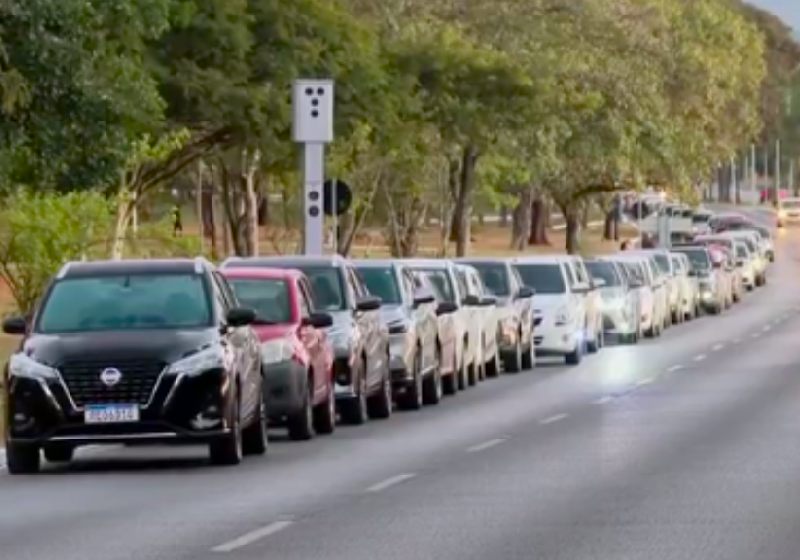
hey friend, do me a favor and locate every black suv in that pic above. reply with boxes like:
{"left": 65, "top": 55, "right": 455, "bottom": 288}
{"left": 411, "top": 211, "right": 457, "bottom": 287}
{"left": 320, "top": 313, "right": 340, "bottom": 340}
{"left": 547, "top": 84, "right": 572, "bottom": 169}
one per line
{"left": 2, "top": 259, "right": 266, "bottom": 473}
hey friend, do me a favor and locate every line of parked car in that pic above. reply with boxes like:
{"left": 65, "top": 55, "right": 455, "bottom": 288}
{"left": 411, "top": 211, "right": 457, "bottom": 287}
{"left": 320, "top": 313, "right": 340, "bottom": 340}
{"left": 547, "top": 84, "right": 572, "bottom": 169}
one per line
{"left": 0, "top": 208, "right": 773, "bottom": 473}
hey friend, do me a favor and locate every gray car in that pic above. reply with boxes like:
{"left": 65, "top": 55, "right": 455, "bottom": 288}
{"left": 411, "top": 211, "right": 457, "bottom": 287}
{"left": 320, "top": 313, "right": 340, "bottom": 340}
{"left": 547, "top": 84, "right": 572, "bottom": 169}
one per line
{"left": 354, "top": 260, "right": 442, "bottom": 410}
{"left": 222, "top": 256, "right": 392, "bottom": 425}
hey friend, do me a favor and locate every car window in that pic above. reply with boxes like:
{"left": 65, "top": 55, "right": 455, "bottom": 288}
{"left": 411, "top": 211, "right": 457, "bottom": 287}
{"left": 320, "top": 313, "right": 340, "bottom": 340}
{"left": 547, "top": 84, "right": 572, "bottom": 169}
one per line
{"left": 514, "top": 264, "right": 567, "bottom": 294}
{"left": 420, "top": 269, "right": 455, "bottom": 304}
{"left": 653, "top": 254, "right": 671, "bottom": 275}
{"left": 455, "top": 269, "right": 471, "bottom": 300}
{"left": 401, "top": 270, "right": 416, "bottom": 302}
{"left": 297, "top": 279, "right": 314, "bottom": 319}
{"left": 468, "top": 263, "right": 511, "bottom": 297}
{"left": 585, "top": 261, "right": 621, "bottom": 287}
{"left": 468, "top": 271, "right": 483, "bottom": 297}
{"left": 563, "top": 263, "right": 577, "bottom": 287}
{"left": 37, "top": 273, "right": 212, "bottom": 333}
{"left": 227, "top": 278, "right": 292, "bottom": 324}
{"left": 297, "top": 266, "right": 347, "bottom": 311}
{"left": 358, "top": 266, "right": 402, "bottom": 305}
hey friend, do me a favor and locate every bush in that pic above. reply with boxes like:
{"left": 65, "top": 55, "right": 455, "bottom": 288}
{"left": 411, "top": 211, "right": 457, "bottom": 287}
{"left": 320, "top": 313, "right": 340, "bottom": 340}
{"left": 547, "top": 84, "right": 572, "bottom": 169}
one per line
{"left": 0, "top": 190, "right": 113, "bottom": 314}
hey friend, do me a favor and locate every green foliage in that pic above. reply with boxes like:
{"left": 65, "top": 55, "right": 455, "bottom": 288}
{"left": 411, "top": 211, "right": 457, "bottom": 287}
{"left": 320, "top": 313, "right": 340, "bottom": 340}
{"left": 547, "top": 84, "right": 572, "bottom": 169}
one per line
{"left": 0, "top": 190, "right": 113, "bottom": 313}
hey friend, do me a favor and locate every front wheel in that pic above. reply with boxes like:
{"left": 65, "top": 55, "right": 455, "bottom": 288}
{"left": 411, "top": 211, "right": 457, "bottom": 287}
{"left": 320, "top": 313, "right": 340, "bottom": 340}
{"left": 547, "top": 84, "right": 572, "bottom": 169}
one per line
{"left": 313, "top": 379, "right": 336, "bottom": 435}
{"left": 521, "top": 338, "right": 535, "bottom": 370}
{"left": 287, "top": 382, "right": 315, "bottom": 441}
{"left": 210, "top": 400, "right": 243, "bottom": 466}
{"left": 504, "top": 340, "right": 523, "bottom": 373}
{"left": 442, "top": 347, "right": 459, "bottom": 396}
{"left": 485, "top": 351, "right": 501, "bottom": 378}
{"left": 422, "top": 347, "right": 443, "bottom": 406}
{"left": 242, "top": 389, "right": 268, "bottom": 455}
{"left": 340, "top": 363, "right": 368, "bottom": 425}
{"left": 367, "top": 357, "right": 393, "bottom": 420}
{"left": 6, "top": 442, "right": 41, "bottom": 474}
{"left": 43, "top": 444, "right": 74, "bottom": 464}
{"left": 565, "top": 342, "right": 582, "bottom": 365}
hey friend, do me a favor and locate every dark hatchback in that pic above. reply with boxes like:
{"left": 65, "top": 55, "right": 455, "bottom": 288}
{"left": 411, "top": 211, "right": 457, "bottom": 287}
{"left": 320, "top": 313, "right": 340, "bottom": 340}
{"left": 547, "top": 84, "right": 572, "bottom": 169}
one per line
{"left": 2, "top": 259, "right": 266, "bottom": 474}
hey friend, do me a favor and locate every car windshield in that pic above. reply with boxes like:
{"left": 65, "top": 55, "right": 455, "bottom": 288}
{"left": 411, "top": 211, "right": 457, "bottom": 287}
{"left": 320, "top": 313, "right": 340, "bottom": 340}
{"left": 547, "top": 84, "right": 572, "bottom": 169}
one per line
{"left": 653, "top": 254, "right": 671, "bottom": 274}
{"left": 585, "top": 261, "right": 621, "bottom": 287}
{"left": 468, "top": 263, "right": 511, "bottom": 297}
{"left": 227, "top": 278, "right": 292, "bottom": 324}
{"left": 514, "top": 264, "right": 566, "bottom": 294}
{"left": 357, "top": 267, "right": 401, "bottom": 305}
{"left": 420, "top": 269, "right": 455, "bottom": 303}
{"left": 37, "top": 273, "right": 211, "bottom": 333}
{"left": 296, "top": 267, "right": 346, "bottom": 312}
{"left": 675, "top": 249, "right": 711, "bottom": 272}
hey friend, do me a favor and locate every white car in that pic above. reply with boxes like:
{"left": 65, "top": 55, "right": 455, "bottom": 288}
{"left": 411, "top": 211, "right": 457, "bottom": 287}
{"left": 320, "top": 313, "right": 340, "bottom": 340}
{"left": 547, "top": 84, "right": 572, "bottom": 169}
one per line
{"left": 615, "top": 254, "right": 667, "bottom": 337}
{"left": 454, "top": 263, "right": 501, "bottom": 378}
{"left": 731, "top": 239, "right": 756, "bottom": 291}
{"left": 670, "top": 252, "right": 699, "bottom": 320}
{"left": 563, "top": 256, "right": 605, "bottom": 352}
{"left": 586, "top": 258, "right": 640, "bottom": 344}
{"left": 778, "top": 197, "right": 800, "bottom": 226}
{"left": 617, "top": 259, "right": 654, "bottom": 338}
{"left": 513, "top": 257, "right": 587, "bottom": 365}
{"left": 629, "top": 249, "right": 681, "bottom": 325}
{"left": 721, "top": 230, "right": 767, "bottom": 286}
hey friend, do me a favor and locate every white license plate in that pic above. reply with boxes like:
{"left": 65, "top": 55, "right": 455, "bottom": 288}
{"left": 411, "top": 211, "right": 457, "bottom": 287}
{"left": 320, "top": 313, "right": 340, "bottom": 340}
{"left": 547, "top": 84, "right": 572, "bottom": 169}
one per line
{"left": 84, "top": 404, "right": 140, "bottom": 424}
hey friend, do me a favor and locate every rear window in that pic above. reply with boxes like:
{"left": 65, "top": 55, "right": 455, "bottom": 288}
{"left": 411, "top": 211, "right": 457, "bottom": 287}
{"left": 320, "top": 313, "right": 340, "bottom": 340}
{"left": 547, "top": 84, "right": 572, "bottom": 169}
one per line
{"left": 357, "top": 267, "right": 401, "bottom": 305}
{"left": 227, "top": 278, "right": 292, "bottom": 324}
{"left": 513, "top": 264, "right": 566, "bottom": 294}
{"left": 585, "top": 261, "right": 621, "bottom": 287}
{"left": 468, "top": 263, "right": 511, "bottom": 297}
{"left": 37, "top": 273, "right": 211, "bottom": 334}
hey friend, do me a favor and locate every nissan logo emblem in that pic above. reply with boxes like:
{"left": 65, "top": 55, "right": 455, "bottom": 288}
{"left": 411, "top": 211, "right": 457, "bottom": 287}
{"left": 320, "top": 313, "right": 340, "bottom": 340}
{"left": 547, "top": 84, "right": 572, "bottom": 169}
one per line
{"left": 100, "top": 367, "right": 123, "bottom": 387}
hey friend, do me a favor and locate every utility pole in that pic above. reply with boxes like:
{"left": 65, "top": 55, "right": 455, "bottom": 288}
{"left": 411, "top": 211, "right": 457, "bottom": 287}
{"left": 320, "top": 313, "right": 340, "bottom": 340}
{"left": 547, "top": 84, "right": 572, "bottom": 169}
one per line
{"left": 776, "top": 139, "right": 781, "bottom": 204}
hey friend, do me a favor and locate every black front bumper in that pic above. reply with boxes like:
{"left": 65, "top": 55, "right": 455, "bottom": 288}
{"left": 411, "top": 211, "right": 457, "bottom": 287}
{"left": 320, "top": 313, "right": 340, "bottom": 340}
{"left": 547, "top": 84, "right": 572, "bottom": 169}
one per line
{"left": 5, "top": 368, "right": 234, "bottom": 447}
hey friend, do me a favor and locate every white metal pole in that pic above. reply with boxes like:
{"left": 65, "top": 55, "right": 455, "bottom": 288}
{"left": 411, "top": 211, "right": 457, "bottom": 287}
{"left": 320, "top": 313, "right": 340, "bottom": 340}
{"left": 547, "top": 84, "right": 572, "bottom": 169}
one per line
{"left": 303, "top": 143, "right": 325, "bottom": 256}
{"left": 776, "top": 139, "right": 781, "bottom": 203}
{"left": 332, "top": 178, "right": 338, "bottom": 255}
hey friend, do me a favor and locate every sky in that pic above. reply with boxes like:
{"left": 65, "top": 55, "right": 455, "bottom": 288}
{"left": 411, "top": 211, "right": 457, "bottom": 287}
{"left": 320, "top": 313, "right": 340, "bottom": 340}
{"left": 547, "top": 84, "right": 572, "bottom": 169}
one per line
{"left": 749, "top": 0, "right": 800, "bottom": 32}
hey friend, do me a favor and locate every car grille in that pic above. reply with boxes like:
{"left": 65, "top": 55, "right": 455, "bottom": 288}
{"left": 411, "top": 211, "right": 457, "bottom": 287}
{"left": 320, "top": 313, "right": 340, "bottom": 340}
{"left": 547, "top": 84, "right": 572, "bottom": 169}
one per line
{"left": 57, "top": 359, "right": 166, "bottom": 408}
{"left": 533, "top": 317, "right": 543, "bottom": 327}
{"left": 534, "top": 336, "right": 544, "bottom": 346}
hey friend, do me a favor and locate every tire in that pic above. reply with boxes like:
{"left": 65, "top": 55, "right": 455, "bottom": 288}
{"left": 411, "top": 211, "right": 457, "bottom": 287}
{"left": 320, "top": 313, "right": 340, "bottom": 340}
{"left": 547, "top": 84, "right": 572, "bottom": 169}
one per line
{"left": 457, "top": 352, "right": 469, "bottom": 390}
{"left": 313, "top": 379, "right": 336, "bottom": 435}
{"left": 485, "top": 350, "right": 501, "bottom": 378}
{"left": 504, "top": 339, "right": 523, "bottom": 373}
{"left": 367, "top": 356, "right": 393, "bottom": 420}
{"left": 210, "top": 398, "right": 243, "bottom": 466}
{"left": 340, "top": 361, "right": 368, "bottom": 425}
{"left": 5, "top": 442, "right": 40, "bottom": 474}
{"left": 399, "top": 351, "right": 423, "bottom": 410}
{"left": 586, "top": 324, "right": 599, "bottom": 354}
{"left": 467, "top": 361, "right": 478, "bottom": 386}
{"left": 287, "top": 381, "right": 315, "bottom": 441}
{"left": 565, "top": 342, "right": 582, "bottom": 365}
{"left": 43, "top": 444, "right": 74, "bottom": 464}
{"left": 442, "top": 347, "right": 458, "bottom": 396}
{"left": 422, "top": 347, "right": 443, "bottom": 406}
{"left": 521, "top": 338, "right": 535, "bottom": 370}
{"left": 242, "top": 388, "right": 268, "bottom": 455}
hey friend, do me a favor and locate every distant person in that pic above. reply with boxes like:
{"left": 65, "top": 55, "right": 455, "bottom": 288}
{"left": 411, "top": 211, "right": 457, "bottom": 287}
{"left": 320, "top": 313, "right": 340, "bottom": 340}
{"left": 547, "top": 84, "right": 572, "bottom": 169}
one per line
{"left": 172, "top": 204, "right": 183, "bottom": 237}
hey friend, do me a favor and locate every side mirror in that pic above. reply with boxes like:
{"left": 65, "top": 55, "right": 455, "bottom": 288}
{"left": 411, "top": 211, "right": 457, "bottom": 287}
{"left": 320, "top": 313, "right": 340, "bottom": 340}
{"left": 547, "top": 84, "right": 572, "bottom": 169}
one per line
{"left": 516, "top": 286, "right": 535, "bottom": 299}
{"left": 480, "top": 295, "right": 497, "bottom": 307}
{"left": 355, "top": 296, "right": 382, "bottom": 312}
{"left": 462, "top": 294, "right": 481, "bottom": 306}
{"left": 2, "top": 316, "right": 26, "bottom": 335}
{"left": 413, "top": 291, "right": 436, "bottom": 308}
{"left": 436, "top": 301, "right": 458, "bottom": 316}
{"left": 302, "top": 312, "right": 333, "bottom": 329}
{"left": 226, "top": 307, "right": 256, "bottom": 327}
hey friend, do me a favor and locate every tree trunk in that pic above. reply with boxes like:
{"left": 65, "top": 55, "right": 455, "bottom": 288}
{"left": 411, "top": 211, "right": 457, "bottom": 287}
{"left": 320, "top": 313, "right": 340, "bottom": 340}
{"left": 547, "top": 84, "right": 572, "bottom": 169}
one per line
{"left": 196, "top": 161, "right": 205, "bottom": 253}
{"left": 564, "top": 207, "right": 580, "bottom": 255}
{"left": 528, "top": 194, "right": 550, "bottom": 245}
{"left": 111, "top": 193, "right": 135, "bottom": 260}
{"left": 451, "top": 145, "right": 479, "bottom": 256}
{"left": 510, "top": 187, "right": 533, "bottom": 251}
{"left": 243, "top": 148, "right": 261, "bottom": 257}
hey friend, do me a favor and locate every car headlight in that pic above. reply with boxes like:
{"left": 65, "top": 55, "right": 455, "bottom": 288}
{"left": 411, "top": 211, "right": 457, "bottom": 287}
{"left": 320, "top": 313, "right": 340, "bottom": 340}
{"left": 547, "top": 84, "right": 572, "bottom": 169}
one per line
{"left": 261, "top": 339, "right": 294, "bottom": 364}
{"left": 166, "top": 345, "right": 226, "bottom": 377}
{"left": 8, "top": 353, "right": 59, "bottom": 380}
{"left": 555, "top": 306, "right": 570, "bottom": 326}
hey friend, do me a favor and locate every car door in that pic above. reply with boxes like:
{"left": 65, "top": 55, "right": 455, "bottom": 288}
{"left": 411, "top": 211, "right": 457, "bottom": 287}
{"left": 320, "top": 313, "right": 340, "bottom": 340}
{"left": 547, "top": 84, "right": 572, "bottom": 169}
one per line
{"left": 347, "top": 265, "right": 386, "bottom": 391}
{"left": 403, "top": 267, "right": 435, "bottom": 372}
{"left": 509, "top": 266, "right": 533, "bottom": 345}
{"left": 213, "top": 271, "right": 260, "bottom": 424}
{"left": 297, "top": 277, "right": 329, "bottom": 403}
{"left": 455, "top": 266, "right": 482, "bottom": 366}
{"left": 468, "top": 268, "right": 497, "bottom": 362}
{"left": 563, "top": 261, "right": 587, "bottom": 331}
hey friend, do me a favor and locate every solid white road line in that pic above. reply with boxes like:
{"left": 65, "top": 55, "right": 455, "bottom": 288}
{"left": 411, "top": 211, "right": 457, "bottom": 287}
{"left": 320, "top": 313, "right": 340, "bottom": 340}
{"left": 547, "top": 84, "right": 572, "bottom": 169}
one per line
{"left": 540, "top": 413, "right": 568, "bottom": 425}
{"left": 693, "top": 354, "right": 707, "bottom": 362}
{"left": 365, "top": 473, "right": 417, "bottom": 493}
{"left": 667, "top": 365, "right": 685, "bottom": 373}
{"left": 763, "top": 325, "right": 772, "bottom": 332}
{"left": 711, "top": 343, "right": 725, "bottom": 352}
{"left": 751, "top": 333, "right": 761, "bottom": 339}
{"left": 466, "top": 438, "right": 506, "bottom": 453}
{"left": 593, "top": 396, "right": 613, "bottom": 405}
{"left": 636, "top": 377, "right": 655, "bottom": 387}
{"left": 212, "top": 520, "right": 294, "bottom": 553}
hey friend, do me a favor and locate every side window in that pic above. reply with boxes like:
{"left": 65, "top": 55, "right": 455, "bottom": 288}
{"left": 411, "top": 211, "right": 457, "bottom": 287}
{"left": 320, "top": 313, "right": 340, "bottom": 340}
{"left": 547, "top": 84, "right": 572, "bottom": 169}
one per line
{"left": 297, "top": 279, "right": 313, "bottom": 319}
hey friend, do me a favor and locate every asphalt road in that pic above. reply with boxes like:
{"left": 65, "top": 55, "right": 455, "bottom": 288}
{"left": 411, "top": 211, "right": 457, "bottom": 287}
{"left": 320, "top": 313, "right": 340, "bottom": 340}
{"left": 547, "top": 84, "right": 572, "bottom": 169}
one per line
{"left": 2, "top": 209, "right": 800, "bottom": 560}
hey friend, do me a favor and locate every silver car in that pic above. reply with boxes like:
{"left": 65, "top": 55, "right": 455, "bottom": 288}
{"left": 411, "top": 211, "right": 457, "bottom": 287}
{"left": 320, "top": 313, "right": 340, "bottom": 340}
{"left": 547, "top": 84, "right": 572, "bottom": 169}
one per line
{"left": 354, "top": 260, "right": 442, "bottom": 410}
{"left": 586, "top": 258, "right": 640, "bottom": 344}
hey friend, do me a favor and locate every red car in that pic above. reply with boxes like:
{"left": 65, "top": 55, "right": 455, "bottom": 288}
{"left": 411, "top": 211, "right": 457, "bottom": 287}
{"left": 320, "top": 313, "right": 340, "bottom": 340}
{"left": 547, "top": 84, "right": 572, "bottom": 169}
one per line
{"left": 221, "top": 268, "right": 336, "bottom": 440}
